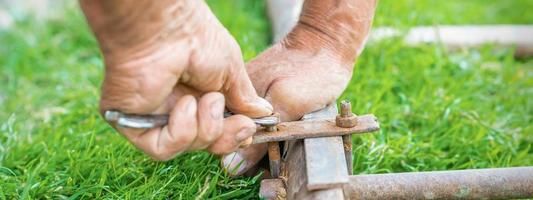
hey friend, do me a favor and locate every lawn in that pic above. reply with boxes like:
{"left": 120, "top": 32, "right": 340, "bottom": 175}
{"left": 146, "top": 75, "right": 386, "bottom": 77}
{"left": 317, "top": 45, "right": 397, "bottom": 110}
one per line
{"left": 1, "top": 0, "right": 532, "bottom": 199}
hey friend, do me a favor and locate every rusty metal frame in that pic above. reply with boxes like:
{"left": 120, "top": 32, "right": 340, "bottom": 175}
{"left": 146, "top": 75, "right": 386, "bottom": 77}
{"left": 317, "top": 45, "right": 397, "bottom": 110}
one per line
{"left": 259, "top": 105, "right": 533, "bottom": 200}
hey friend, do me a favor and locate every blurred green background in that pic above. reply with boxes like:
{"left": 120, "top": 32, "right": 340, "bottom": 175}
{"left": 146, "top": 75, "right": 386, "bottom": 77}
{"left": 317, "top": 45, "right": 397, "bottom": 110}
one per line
{"left": 1, "top": 0, "right": 532, "bottom": 199}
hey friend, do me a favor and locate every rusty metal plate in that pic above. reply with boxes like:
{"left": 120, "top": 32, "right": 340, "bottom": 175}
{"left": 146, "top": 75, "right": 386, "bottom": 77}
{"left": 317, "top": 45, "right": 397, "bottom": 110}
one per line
{"left": 305, "top": 136, "right": 349, "bottom": 190}
{"left": 252, "top": 114, "right": 379, "bottom": 144}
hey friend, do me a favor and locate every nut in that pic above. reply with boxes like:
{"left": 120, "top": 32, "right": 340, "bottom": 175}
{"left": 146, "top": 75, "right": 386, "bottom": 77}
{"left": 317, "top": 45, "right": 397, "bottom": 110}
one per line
{"left": 336, "top": 114, "right": 358, "bottom": 128}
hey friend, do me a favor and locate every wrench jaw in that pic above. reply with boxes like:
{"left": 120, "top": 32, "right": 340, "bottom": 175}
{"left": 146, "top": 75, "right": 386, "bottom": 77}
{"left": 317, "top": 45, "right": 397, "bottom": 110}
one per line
{"left": 116, "top": 118, "right": 159, "bottom": 129}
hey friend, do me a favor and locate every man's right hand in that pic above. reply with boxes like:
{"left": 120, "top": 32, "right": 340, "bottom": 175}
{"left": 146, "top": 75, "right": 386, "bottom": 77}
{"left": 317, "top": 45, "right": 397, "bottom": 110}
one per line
{"left": 81, "top": 0, "right": 273, "bottom": 160}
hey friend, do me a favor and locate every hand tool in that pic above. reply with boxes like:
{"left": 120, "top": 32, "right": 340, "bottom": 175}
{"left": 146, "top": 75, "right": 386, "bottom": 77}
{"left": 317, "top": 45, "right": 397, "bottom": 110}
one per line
{"left": 104, "top": 110, "right": 280, "bottom": 129}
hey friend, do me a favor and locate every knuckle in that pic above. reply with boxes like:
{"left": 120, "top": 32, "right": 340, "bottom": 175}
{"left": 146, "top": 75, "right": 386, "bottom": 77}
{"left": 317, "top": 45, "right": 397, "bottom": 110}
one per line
{"left": 150, "top": 150, "right": 173, "bottom": 161}
{"left": 99, "top": 74, "right": 170, "bottom": 114}
{"left": 230, "top": 115, "right": 255, "bottom": 127}
{"left": 166, "top": 133, "right": 196, "bottom": 151}
{"left": 208, "top": 143, "right": 236, "bottom": 155}
{"left": 199, "top": 129, "right": 221, "bottom": 144}
{"left": 149, "top": 153, "right": 169, "bottom": 161}
{"left": 204, "top": 91, "right": 224, "bottom": 99}
{"left": 198, "top": 121, "right": 223, "bottom": 144}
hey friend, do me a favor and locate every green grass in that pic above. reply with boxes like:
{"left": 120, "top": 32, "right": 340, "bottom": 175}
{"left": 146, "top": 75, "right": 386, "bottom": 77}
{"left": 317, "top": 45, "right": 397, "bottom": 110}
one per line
{"left": 375, "top": 0, "right": 533, "bottom": 27}
{"left": 1, "top": 0, "right": 531, "bottom": 199}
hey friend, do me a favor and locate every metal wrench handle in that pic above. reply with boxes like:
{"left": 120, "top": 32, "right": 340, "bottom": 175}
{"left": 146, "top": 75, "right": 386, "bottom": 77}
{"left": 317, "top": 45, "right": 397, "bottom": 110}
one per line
{"left": 104, "top": 110, "right": 279, "bottom": 129}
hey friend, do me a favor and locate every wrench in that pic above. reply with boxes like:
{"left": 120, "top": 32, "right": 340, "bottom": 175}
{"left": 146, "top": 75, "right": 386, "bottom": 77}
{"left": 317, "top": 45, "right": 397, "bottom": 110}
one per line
{"left": 104, "top": 110, "right": 280, "bottom": 129}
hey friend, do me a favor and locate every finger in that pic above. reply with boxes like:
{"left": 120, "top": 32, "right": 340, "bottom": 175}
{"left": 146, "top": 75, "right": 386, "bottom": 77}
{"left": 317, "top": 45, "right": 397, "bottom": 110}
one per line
{"left": 188, "top": 92, "right": 225, "bottom": 150}
{"left": 207, "top": 114, "right": 256, "bottom": 155}
{"left": 182, "top": 22, "right": 272, "bottom": 118}
{"left": 120, "top": 95, "right": 198, "bottom": 161}
{"left": 221, "top": 143, "right": 268, "bottom": 177}
{"left": 99, "top": 59, "right": 182, "bottom": 115}
{"left": 222, "top": 48, "right": 274, "bottom": 118}
{"left": 264, "top": 67, "right": 350, "bottom": 121}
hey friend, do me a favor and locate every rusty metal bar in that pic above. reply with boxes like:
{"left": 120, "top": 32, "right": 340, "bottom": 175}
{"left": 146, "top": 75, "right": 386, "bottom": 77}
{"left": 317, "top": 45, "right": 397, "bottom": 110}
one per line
{"left": 259, "top": 178, "right": 286, "bottom": 199}
{"left": 342, "top": 135, "right": 353, "bottom": 175}
{"left": 267, "top": 141, "right": 281, "bottom": 178}
{"left": 252, "top": 114, "right": 379, "bottom": 144}
{"left": 337, "top": 100, "right": 356, "bottom": 175}
{"left": 344, "top": 167, "right": 533, "bottom": 200}
{"left": 305, "top": 136, "right": 349, "bottom": 190}
{"left": 284, "top": 105, "right": 346, "bottom": 199}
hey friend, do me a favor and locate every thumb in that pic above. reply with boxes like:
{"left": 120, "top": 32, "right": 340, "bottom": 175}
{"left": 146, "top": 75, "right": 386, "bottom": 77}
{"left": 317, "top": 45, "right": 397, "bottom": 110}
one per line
{"left": 223, "top": 61, "right": 273, "bottom": 118}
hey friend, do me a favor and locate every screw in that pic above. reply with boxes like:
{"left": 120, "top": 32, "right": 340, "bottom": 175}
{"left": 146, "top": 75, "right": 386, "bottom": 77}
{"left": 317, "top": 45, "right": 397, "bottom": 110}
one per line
{"left": 338, "top": 100, "right": 356, "bottom": 174}
{"left": 336, "top": 100, "right": 358, "bottom": 128}
{"left": 340, "top": 100, "right": 352, "bottom": 117}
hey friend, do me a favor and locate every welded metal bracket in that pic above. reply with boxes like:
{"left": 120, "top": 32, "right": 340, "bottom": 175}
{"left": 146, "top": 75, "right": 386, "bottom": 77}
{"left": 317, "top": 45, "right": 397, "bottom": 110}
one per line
{"left": 260, "top": 101, "right": 378, "bottom": 180}
{"left": 260, "top": 103, "right": 379, "bottom": 199}
{"left": 259, "top": 103, "right": 533, "bottom": 200}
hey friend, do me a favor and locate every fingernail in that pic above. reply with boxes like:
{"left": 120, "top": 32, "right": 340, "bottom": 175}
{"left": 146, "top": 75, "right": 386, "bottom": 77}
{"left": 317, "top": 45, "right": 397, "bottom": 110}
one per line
{"left": 239, "top": 137, "right": 253, "bottom": 148}
{"left": 210, "top": 97, "right": 224, "bottom": 119}
{"left": 185, "top": 98, "right": 196, "bottom": 115}
{"left": 235, "top": 126, "right": 255, "bottom": 142}
{"left": 256, "top": 98, "right": 273, "bottom": 114}
{"left": 222, "top": 152, "right": 247, "bottom": 175}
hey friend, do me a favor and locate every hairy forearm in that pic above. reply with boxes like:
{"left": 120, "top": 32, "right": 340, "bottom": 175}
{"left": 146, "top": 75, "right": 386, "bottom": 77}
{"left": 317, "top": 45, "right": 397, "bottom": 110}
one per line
{"left": 79, "top": 0, "right": 208, "bottom": 63}
{"left": 285, "top": 0, "right": 377, "bottom": 63}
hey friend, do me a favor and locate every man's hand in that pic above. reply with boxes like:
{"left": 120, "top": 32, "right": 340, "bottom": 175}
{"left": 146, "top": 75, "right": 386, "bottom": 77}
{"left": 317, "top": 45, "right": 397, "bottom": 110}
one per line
{"left": 250, "top": 0, "right": 377, "bottom": 121}
{"left": 222, "top": 0, "right": 377, "bottom": 176}
{"left": 247, "top": 44, "right": 352, "bottom": 122}
{"left": 81, "top": 0, "right": 272, "bottom": 160}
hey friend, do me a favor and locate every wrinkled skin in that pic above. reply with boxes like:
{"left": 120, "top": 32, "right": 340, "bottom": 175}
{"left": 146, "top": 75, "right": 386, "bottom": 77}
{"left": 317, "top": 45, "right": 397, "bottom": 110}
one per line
{"left": 222, "top": 0, "right": 377, "bottom": 176}
{"left": 81, "top": 0, "right": 273, "bottom": 160}
{"left": 81, "top": 0, "right": 376, "bottom": 174}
